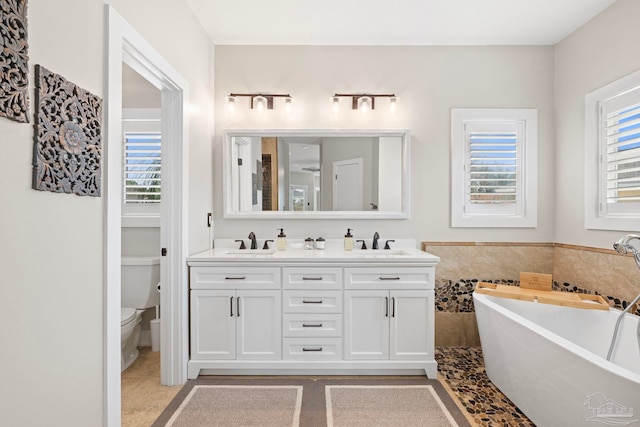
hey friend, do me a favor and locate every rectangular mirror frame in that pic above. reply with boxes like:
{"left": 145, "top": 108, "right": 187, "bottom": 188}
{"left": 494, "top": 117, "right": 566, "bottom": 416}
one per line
{"left": 223, "top": 129, "right": 411, "bottom": 219}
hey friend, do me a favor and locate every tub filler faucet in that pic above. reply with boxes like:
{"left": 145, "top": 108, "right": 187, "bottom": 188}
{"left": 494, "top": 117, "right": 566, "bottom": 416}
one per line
{"left": 607, "top": 234, "right": 640, "bottom": 362}
{"left": 613, "top": 234, "right": 640, "bottom": 269}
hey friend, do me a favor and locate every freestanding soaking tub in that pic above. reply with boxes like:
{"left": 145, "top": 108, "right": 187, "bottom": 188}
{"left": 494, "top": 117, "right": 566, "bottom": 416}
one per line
{"left": 474, "top": 292, "right": 640, "bottom": 427}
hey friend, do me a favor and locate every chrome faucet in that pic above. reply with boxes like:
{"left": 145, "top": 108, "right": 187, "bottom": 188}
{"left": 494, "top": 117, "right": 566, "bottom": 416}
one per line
{"left": 372, "top": 232, "right": 380, "bottom": 250}
{"left": 613, "top": 234, "right": 640, "bottom": 269}
{"left": 248, "top": 232, "right": 257, "bottom": 250}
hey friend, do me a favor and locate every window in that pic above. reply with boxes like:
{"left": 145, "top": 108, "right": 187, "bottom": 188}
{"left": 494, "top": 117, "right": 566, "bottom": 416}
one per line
{"left": 585, "top": 69, "right": 640, "bottom": 231}
{"left": 451, "top": 109, "right": 537, "bottom": 228}
{"left": 122, "top": 109, "right": 161, "bottom": 227}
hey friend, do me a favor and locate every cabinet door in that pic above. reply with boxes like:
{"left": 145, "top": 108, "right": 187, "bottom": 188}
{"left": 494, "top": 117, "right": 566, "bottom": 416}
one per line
{"left": 344, "top": 290, "right": 389, "bottom": 360}
{"left": 190, "top": 290, "right": 235, "bottom": 360}
{"left": 236, "top": 290, "right": 282, "bottom": 360}
{"left": 389, "top": 290, "right": 434, "bottom": 360}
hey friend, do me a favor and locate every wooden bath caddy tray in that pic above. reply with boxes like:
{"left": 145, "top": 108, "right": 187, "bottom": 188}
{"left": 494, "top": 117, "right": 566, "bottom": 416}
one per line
{"left": 474, "top": 282, "right": 610, "bottom": 310}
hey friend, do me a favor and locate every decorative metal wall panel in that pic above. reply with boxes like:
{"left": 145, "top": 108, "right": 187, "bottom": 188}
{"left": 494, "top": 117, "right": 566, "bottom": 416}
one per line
{"left": 0, "top": 0, "right": 29, "bottom": 123}
{"left": 33, "top": 65, "right": 103, "bottom": 196}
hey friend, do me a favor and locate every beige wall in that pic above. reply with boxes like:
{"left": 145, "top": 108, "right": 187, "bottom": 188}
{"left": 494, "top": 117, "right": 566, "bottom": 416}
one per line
{"left": 0, "top": 1, "right": 213, "bottom": 425}
{"left": 555, "top": 0, "right": 640, "bottom": 248}
{"left": 213, "top": 45, "right": 556, "bottom": 243}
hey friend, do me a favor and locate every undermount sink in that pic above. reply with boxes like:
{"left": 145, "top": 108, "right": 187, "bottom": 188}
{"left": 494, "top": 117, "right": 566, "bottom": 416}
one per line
{"left": 352, "top": 249, "right": 411, "bottom": 257}
{"left": 224, "top": 248, "right": 277, "bottom": 256}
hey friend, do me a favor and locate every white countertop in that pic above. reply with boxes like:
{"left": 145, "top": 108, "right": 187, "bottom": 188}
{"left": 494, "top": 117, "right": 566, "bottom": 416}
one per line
{"left": 187, "top": 239, "right": 440, "bottom": 265}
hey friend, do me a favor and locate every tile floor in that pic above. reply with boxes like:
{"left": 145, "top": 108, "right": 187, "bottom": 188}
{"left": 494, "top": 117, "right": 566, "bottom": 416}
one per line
{"left": 121, "top": 348, "right": 183, "bottom": 427}
{"left": 122, "top": 346, "right": 534, "bottom": 426}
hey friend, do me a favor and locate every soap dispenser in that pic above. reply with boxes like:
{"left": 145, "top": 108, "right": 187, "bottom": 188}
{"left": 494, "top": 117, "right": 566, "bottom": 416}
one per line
{"left": 344, "top": 228, "right": 354, "bottom": 251}
{"left": 277, "top": 228, "right": 287, "bottom": 251}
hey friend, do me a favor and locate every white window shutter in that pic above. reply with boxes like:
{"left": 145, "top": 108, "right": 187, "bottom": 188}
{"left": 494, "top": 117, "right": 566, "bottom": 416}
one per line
{"left": 123, "top": 132, "right": 162, "bottom": 204}
{"left": 451, "top": 108, "right": 537, "bottom": 228}
{"left": 585, "top": 69, "right": 640, "bottom": 231}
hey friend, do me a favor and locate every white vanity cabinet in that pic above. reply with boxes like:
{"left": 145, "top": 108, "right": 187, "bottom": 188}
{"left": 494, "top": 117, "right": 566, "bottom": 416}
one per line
{"left": 344, "top": 290, "right": 433, "bottom": 360}
{"left": 190, "top": 267, "right": 281, "bottom": 361}
{"left": 343, "top": 267, "right": 434, "bottom": 361}
{"left": 187, "top": 247, "right": 439, "bottom": 379}
{"left": 282, "top": 267, "right": 343, "bottom": 360}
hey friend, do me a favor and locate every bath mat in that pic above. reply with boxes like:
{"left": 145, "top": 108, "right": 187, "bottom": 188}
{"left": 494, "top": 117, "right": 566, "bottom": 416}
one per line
{"left": 153, "top": 377, "right": 470, "bottom": 427}
{"left": 158, "top": 385, "right": 302, "bottom": 427}
{"left": 325, "top": 385, "right": 462, "bottom": 427}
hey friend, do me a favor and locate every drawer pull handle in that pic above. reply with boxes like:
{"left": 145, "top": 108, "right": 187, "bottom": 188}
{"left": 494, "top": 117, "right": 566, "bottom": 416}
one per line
{"left": 302, "top": 300, "right": 323, "bottom": 304}
{"left": 379, "top": 276, "right": 400, "bottom": 281}
{"left": 302, "top": 347, "right": 323, "bottom": 352}
{"left": 391, "top": 297, "right": 396, "bottom": 318}
{"left": 385, "top": 296, "right": 389, "bottom": 317}
{"left": 230, "top": 296, "right": 234, "bottom": 317}
{"left": 302, "top": 277, "right": 323, "bottom": 281}
{"left": 302, "top": 323, "right": 323, "bottom": 328}
{"left": 225, "top": 276, "right": 246, "bottom": 280}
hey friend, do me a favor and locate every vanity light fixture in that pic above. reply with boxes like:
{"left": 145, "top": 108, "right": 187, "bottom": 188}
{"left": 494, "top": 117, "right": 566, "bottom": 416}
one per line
{"left": 332, "top": 93, "right": 397, "bottom": 111}
{"left": 226, "top": 93, "right": 293, "bottom": 111}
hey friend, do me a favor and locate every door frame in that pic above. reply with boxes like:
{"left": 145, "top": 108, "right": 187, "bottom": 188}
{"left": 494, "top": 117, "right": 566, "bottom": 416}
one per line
{"left": 106, "top": 6, "right": 189, "bottom": 426}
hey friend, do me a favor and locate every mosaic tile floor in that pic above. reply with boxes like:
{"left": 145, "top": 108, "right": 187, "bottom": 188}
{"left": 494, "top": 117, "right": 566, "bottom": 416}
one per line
{"left": 436, "top": 346, "right": 536, "bottom": 427}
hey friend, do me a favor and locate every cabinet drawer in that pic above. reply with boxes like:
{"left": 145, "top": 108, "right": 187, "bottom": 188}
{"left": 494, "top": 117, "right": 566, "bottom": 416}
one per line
{"left": 190, "top": 267, "right": 281, "bottom": 289}
{"left": 344, "top": 267, "right": 433, "bottom": 290}
{"left": 283, "top": 290, "right": 342, "bottom": 313}
{"left": 283, "top": 313, "right": 342, "bottom": 338}
{"left": 283, "top": 267, "right": 342, "bottom": 289}
{"left": 283, "top": 338, "right": 342, "bottom": 360}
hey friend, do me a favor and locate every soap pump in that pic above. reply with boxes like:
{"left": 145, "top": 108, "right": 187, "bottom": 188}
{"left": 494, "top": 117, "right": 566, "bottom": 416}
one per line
{"left": 277, "top": 228, "right": 287, "bottom": 251}
{"left": 344, "top": 228, "right": 354, "bottom": 251}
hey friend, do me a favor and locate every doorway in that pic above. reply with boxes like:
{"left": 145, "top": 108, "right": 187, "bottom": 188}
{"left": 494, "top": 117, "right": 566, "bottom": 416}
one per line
{"left": 106, "top": 7, "right": 189, "bottom": 427}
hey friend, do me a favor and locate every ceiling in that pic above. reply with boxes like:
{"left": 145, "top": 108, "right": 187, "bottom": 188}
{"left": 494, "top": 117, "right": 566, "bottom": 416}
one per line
{"left": 184, "top": 0, "right": 616, "bottom": 46}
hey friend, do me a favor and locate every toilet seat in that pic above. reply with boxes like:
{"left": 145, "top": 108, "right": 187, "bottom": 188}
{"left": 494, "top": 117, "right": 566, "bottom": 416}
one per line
{"left": 121, "top": 307, "right": 137, "bottom": 326}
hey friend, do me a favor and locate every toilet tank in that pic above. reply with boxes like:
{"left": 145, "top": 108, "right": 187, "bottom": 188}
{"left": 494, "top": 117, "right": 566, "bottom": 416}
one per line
{"left": 121, "top": 256, "right": 161, "bottom": 309}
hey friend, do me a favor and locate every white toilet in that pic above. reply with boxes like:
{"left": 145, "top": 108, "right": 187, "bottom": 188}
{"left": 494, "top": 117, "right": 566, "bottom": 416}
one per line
{"left": 121, "top": 256, "right": 160, "bottom": 372}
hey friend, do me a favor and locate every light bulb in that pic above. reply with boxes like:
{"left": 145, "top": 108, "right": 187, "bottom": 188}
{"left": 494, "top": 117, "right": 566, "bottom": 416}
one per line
{"left": 331, "top": 96, "right": 340, "bottom": 113}
{"left": 389, "top": 96, "right": 398, "bottom": 114}
{"left": 358, "top": 96, "right": 372, "bottom": 112}
{"left": 226, "top": 96, "right": 236, "bottom": 113}
{"left": 254, "top": 95, "right": 266, "bottom": 113}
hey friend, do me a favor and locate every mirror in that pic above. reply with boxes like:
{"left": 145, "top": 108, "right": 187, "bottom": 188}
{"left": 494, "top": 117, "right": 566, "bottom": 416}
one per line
{"left": 223, "top": 129, "right": 410, "bottom": 219}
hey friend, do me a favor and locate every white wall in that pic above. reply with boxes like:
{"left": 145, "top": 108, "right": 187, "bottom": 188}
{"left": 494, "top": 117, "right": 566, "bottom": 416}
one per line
{"left": 214, "top": 45, "right": 556, "bottom": 244}
{"left": 555, "top": 0, "right": 640, "bottom": 249}
{"left": 0, "top": 1, "right": 213, "bottom": 425}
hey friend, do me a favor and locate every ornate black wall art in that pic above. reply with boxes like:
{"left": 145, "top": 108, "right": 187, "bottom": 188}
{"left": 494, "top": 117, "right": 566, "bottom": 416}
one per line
{"left": 0, "top": 0, "right": 29, "bottom": 123}
{"left": 33, "top": 65, "right": 103, "bottom": 196}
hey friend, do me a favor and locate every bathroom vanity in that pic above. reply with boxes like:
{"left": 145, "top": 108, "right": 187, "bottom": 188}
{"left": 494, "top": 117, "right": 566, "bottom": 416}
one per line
{"left": 186, "top": 241, "right": 440, "bottom": 379}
